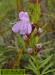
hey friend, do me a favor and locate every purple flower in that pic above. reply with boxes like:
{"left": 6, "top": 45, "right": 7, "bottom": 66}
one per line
{"left": 12, "top": 21, "right": 21, "bottom": 33}
{"left": 37, "top": 28, "right": 43, "bottom": 35}
{"left": 19, "top": 11, "right": 30, "bottom": 22}
{"left": 12, "top": 11, "right": 32, "bottom": 35}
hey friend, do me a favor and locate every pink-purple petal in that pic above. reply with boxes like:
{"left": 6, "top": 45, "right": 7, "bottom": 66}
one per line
{"left": 19, "top": 11, "right": 29, "bottom": 21}
{"left": 27, "top": 23, "right": 32, "bottom": 34}
{"left": 12, "top": 22, "right": 21, "bottom": 33}
{"left": 12, "top": 11, "right": 32, "bottom": 35}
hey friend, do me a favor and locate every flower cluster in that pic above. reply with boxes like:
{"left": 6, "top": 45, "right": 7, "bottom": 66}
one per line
{"left": 12, "top": 11, "right": 43, "bottom": 56}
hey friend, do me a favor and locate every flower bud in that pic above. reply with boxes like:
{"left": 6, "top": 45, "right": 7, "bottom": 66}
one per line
{"left": 35, "top": 44, "right": 42, "bottom": 52}
{"left": 37, "top": 28, "right": 42, "bottom": 35}
{"left": 28, "top": 48, "right": 34, "bottom": 56}
{"left": 32, "top": 24, "right": 35, "bottom": 32}
{"left": 23, "top": 35, "right": 29, "bottom": 44}
{"left": 23, "top": 35, "right": 27, "bottom": 41}
{"left": 26, "top": 33, "right": 31, "bottom": 38}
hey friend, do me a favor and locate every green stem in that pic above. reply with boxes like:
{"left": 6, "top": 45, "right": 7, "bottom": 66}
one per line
{"left": 34, "top": 55, "right": 40, "bottom": 75}
{"left": 16, "top": 0, "right": 21, "bottom": 14}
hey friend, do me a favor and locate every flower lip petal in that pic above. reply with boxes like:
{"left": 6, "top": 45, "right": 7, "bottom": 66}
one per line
{"left": 12, "top": 21, "right": 21, "bottom": 33}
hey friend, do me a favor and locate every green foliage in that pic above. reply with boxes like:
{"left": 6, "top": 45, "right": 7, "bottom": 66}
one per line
{"left": 0, "top": 1, "right": 55, "bottom": 75}
{"left": 30, "top": 0, "right": 40, "bottom": 22}
{"left": 0, "top": 0, "right": 16, "bottom": 15}
{"left": 48, "top": 0, "right": 54, "bottom": 12}
{"left": 0, "top": 46, "right": 17, "bottom": 68}
{"left": 0, "top": 36, "right": 5, "bottom": 45}
{"left": 25, "top": 55, "right": 55, "bottom": 75}
{"left": 29, "top": 24, "right": 46, "bottom": 48}
{"left": 16, "top": 33, "right": 26, "bottom": 50}
{"left": 25, "top": 0, "right": 40, "bottom": 23}
{"left": 29, "top": 28, "right": 38, "bottom": 47}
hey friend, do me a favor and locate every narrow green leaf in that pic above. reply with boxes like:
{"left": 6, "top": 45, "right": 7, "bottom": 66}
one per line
{"left": 29, "top": 59, "right": 36, "bottom": 69}
{"left": 44, "top": 69, "right": 55, "bottom": 74}
{"left": 39, "top": 55, "right": 53, "bottom": 69}
{"left": 16, "top": 33, "right": 26, "bottom": 50}
{"left": 41, "top": 62, "right": 54, "bottom": 75}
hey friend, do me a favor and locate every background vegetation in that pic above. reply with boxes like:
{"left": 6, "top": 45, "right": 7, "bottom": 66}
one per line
{"left": 0, "top": 0, "right": 55, "bottom": 75}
